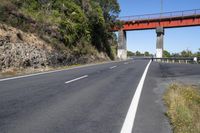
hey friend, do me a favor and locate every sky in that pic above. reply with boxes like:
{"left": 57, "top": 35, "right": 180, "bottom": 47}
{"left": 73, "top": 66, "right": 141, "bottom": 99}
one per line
{"left": 117, "top": 0, "right": 200, "bottom": 54}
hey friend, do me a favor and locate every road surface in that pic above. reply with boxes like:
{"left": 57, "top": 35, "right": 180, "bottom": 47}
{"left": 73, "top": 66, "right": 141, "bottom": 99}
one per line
{"left": 0, "top": 60, "right": 200, "bottom": 133}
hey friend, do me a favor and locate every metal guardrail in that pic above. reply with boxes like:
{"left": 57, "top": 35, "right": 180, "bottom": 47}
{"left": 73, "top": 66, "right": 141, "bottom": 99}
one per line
{"left": 118, "top": 9, "right": 200, "bottom": 21}
{"left": 152, "top": 57, "right": 200, "bottom": 64}
{"left": 132, "top": 57, "right": 199, "bottom": 64}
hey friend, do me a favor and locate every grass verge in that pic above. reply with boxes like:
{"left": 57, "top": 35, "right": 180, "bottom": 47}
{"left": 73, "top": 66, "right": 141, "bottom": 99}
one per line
{"left": 163, "top": 83, "right": 200, "bottom": 133}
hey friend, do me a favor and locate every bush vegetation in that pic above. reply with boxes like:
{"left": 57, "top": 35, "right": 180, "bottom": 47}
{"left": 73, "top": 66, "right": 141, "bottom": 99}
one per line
{"left": 164, "top": 49, "right": 200, "bottom": 58}
{"left": 0, "top": 0, "right": 121, "bottom": 59}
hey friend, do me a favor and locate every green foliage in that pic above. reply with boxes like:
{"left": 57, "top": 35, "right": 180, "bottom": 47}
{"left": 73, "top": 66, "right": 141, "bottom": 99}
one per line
{"left": 127, "top": 50, "right": 153, "bottom": 57}
{"left": 136, "top": 51, "right": 142, "bottom": 56}
{"left": 181, "top": 49, "right": 193, "bottom": 57}
{"left": 96, "top": 0, "right": 120, "bottom": 24}
{"left": 166, "top": 49, "right": 200, "bottom": 57}
{"left": 127, "top": 51, "right": 135, "bottom": 57}
{"left": 0, "top": 0, "right": 120, "bottom": 60}
{"left": 144, "top": 51, "right": 150, "bottom": 56}
{"left": 83, "top": 0, "right": 119, "bottom": 59}
{"left": 196, "top": 48, "right": 200, "bottom": 57}
{"left": 163, "top": 50, "right": 171, "bottom": 57}
{"left": 197, "top": 52, "right": 200, "bottom": 57}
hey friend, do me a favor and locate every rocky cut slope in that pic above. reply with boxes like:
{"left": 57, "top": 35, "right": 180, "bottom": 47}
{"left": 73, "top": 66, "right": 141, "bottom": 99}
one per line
{"left": 0, "top": 0, "right": 120, "bottom": 75}
{"left": 0, "top": 24, "right": 109, "bottom": 73}
{"left": 0, "top": 23, "right": 58, "bottom": 71}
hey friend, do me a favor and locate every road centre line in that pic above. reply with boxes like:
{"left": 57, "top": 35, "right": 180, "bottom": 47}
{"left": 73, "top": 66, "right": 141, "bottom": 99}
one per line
{"left": 0, "top": 60, "right": 124, "bottom": 82}
{"left": 110, "top": 66, "right": 117, "bottom": 69}
{"left": 65, "top": 75, "right": 88, "bottom": 84}
{"left": 120, "top": 60, "right": 152, "bottom": 133}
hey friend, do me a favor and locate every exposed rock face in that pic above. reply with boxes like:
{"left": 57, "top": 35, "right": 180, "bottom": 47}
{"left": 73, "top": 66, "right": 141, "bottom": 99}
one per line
{"left": 0, "top": 24, "right": 60, "bottom": 71}
{"left": 1, "top": 39, "right": 48, "bottom": 70}
{"left": 0, "top": 24, "right": 109, "bottom": 72}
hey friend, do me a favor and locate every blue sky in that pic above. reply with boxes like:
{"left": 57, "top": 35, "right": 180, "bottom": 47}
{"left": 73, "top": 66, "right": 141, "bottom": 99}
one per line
{"left": 117, "top": 0, "right": 200, "bottom": 54}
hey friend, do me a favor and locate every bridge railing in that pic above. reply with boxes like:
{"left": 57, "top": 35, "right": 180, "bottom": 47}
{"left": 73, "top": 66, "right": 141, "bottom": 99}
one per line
{"left": 118, "top": 9, "right": 200, "bottom": 21}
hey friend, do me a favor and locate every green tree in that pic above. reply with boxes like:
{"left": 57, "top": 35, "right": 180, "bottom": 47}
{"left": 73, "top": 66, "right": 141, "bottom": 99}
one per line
{"left": 163, "top": 50, "right": 171, "bottom": 57}
{"left": 171, "top": 53, "right": 180, "bottom": 57}
{"left": 181, "top": 49, "right": 193, "bottom": 57}
{"left": 127, "top": 51, "right": 135, "bottom": 57}
{"left": 144, "top": 51, "right": 150, "bottom": 56}
{"left": 136, "top": 51, "right": 141, "bottom": 56}
{"left": 95, "top": 0, "right": 120, "bottom": 24}
{"left": 197, "top": 48, "right": 200, "bottom": 57}
{"left": 84, "top": 0, "right": 120, "bottom": 59}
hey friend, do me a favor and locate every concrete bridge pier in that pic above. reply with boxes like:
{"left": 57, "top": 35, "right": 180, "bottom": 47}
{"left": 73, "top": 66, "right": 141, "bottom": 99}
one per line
{"left": 118, "top": 30, "right": 127, "bottom": 60}
{"left": 156, "top": 27, "right": 164, "bottom": 58}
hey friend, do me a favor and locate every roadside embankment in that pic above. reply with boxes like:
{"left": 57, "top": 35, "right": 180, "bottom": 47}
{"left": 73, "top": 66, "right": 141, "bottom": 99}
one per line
{"left": 164, "top": 83, "right": 200, "bottom": 133}
{"left": 0, "top": 23, "right": 110, "bottom": 77}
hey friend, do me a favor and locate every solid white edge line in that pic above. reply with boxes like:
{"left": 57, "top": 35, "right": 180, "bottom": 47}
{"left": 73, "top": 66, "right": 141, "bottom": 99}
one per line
{"left": 0, "top": 69, "right": 64, "bottom": 82}
{"left": 110, "top": 66, "right": 117, "bottom": 69}
{"left": 120, "top": 60, "right": 152, "bottom": 133}
{"left": 65, "top": 75, "right": 88, "bottom": 84}
{"left": 0, "top": 59, "right": 128, "bottom": 82}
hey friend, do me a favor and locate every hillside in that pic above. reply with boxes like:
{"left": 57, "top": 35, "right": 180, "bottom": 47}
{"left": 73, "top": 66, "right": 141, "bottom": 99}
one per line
{"left": 0, "top": 0, "right": 120, "bottom": 73}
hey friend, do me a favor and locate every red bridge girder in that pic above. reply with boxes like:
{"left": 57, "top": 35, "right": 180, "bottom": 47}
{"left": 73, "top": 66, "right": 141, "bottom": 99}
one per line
{"left": 113, "top": 9, "right": 200, "bottom": 31}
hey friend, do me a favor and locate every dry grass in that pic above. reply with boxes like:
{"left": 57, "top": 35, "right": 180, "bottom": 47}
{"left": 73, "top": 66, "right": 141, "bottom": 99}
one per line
{"left": 164, "top": 83, "right": 200, "bottom": 133}
{"left": 1, "top": 68, "right": 18, "bottom": 76}
{"left": 0, "top": 62, "right": 104, "bottom": 78}
{"left": 0, "top": 67, "right": 50, "bottom": 78}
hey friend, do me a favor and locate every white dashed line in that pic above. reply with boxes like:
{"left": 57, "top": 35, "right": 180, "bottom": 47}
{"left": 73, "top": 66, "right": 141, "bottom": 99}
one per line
{"left": 0, "top": 60, "right": 122, "bottom": 82}
{"left": 110, "top": 66, "right": 117, "bottom": 69}
{"left": 65, "top": 75, "right": 88, "bottom": 84}
{"left": 120, "top": 60, "right": 152, "bottom": 133}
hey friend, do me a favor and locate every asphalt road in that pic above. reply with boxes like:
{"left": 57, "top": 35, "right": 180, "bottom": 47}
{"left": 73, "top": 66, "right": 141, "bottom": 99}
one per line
{"left": 0, "top": 60, "right": 200, "bottom": 133}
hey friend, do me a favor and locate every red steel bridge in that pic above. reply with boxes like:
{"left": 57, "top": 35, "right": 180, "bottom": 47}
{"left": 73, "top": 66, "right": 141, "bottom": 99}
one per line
{"left": 114, "top": 9, "right": 200, "bottom": 60}
{"left": 114, "top": 9, "right": 200, "bottom": 31}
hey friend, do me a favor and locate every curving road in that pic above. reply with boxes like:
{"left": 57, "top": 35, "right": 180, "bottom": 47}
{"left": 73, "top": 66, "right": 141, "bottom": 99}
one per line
{"left": 0, "top": 60, "right": 200, "bottom": 133}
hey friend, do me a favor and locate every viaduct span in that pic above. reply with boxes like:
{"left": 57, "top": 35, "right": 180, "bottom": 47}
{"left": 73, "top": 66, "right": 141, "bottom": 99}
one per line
{"left": 113, "top": 9, "right": 200, "bottom": 60}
